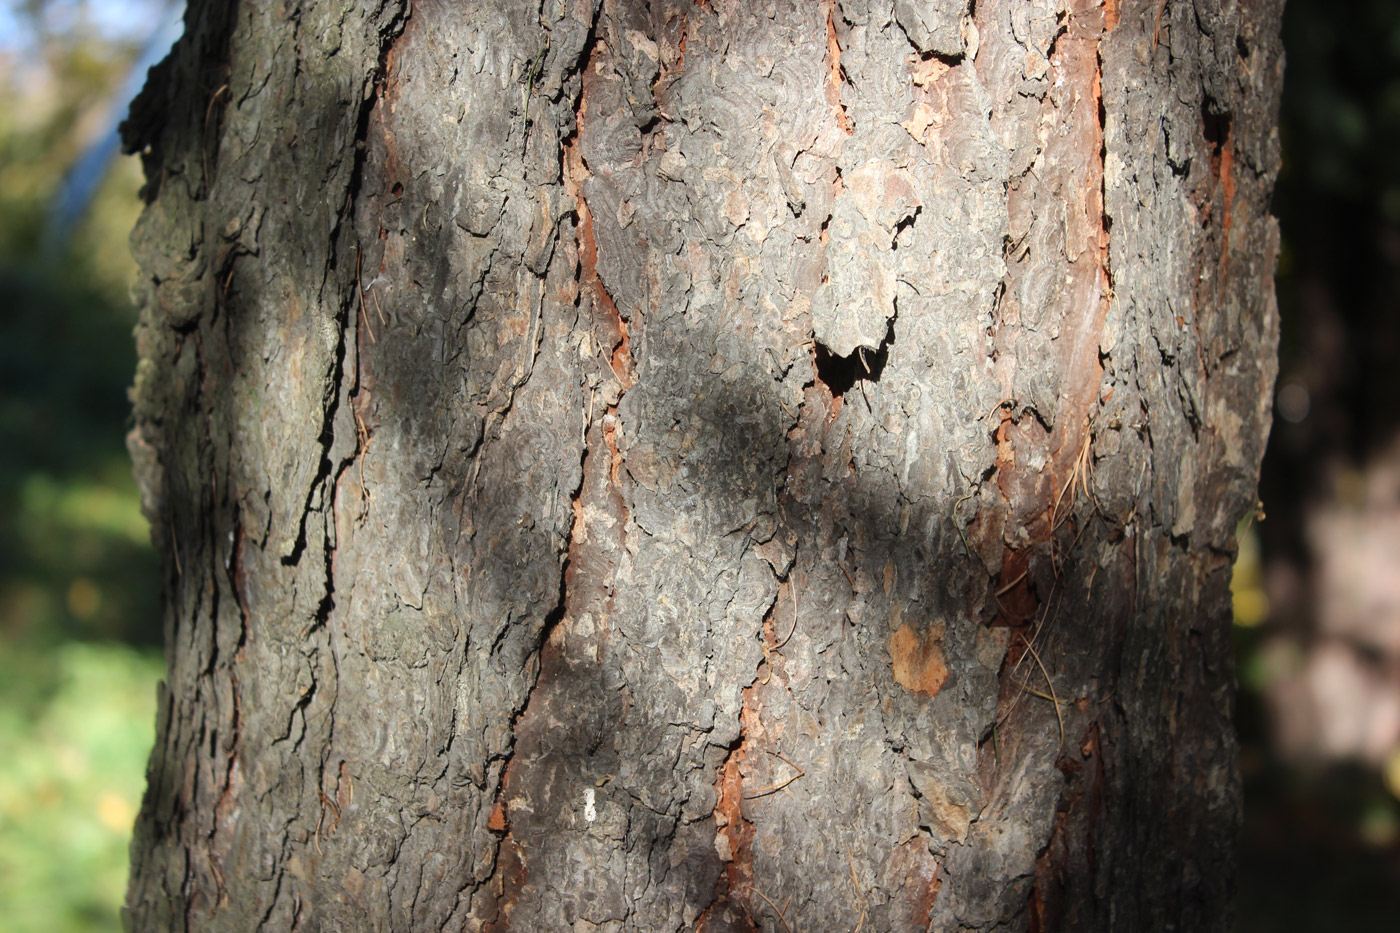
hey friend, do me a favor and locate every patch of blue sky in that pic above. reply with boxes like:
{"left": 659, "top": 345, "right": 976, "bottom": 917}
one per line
{"left": 0, "top": 0, "right": 175, "bottom": 52}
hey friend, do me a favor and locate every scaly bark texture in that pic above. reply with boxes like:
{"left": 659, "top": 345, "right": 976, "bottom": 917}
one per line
{"left": 123, "top": 1, "right": 1282, "bottom": 930}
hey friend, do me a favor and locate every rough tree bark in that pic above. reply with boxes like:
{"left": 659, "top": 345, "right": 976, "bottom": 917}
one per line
{"left": 121, "top": 1, "right": 1282, "bottom": 930}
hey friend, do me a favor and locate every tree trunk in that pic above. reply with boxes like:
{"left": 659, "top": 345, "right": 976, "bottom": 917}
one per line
{"left": 122, "top": 1, "right": 1282, "bottom": 929}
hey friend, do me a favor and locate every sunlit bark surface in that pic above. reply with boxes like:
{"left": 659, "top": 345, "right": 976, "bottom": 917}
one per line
{"left": 123, "top": 1, "right": 1282, "bottom": 929}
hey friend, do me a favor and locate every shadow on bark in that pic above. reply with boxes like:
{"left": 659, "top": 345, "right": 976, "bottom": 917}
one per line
{"left": 120, "top": 0, "right": 1267, "bottom": 929}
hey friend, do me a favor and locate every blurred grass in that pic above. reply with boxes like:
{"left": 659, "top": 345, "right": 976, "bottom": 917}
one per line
{"left": 0, "top": 639, "right": 162, "bottom": 932}
{"left": 0, "top": 7, "right": 163, "bottom": 930}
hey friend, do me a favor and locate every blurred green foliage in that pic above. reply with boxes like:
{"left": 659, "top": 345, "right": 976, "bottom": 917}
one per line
{"left": 0, "top": 7, "right": 163, "bottom": 932}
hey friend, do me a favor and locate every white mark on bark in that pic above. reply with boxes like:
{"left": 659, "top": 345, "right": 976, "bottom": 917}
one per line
{"left": 584, "top": 786, "right": 597, "bottom": 822}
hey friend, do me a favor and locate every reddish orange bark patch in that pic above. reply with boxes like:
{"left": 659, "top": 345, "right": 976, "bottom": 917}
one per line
{"left": 885, "top": 840, "right": 943, "bottom": 927}
{"left": 993, "top": 548, "right": 1039, "bottom": 627}
{"left": 993, "top": 410, "right": 1016, "bottom": 500}
{"left": 824, "top": 0, "right": 853, "bottom": 135}
{"left": 563, "top": 40, "right": 635, "bottom": 392}
{"left": 889, "top": 623, "right": 949, "bottom": 696}
{"left": 568, "top": 157, "right": 634, "bottom": 389}
{"left": 482, "top": 838, "right": 527, "bottom": 933}
{"left": 487, "top": 798, "right": 507, "bottom": 833}
{"left": 1217, "top": 130, "right": 1236, "bottom": 274}
{"left": 714, "top": 742, "right": 754, "bottom": 883}
{"left": 700, "top": 681, "right": 760, "bottom": 932}
{"left": 993, "top": 1, "right": 1114, "bottom": 573}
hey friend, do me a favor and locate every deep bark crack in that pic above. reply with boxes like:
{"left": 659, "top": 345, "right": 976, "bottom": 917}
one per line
{"left": 479, "top": 12, "right": 621, "bottom": 925}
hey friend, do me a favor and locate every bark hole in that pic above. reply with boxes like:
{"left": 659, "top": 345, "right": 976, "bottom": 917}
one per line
{"left": 891, "top": 208, "right": 919, "bottom": 248}
{"left": 1202, "top": 102, "right": 1232, "bottom": 172}
{"left": 813, "top": 319, "right": 894, "bottom": 398}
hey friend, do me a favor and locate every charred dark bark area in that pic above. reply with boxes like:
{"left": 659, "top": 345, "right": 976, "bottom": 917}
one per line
{"left": 124, "top": 1, "right": 1283, "bottom": 930}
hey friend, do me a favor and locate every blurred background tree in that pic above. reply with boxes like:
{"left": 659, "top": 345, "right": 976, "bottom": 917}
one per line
{"left": 1, "top": 0, "right": 1399, "bottom": 930}
{"left": 1237, "top": 0, "right": 1400, "bottom": 928}
{"left": 0, "top": 3, "right": 168, "bottom": 930}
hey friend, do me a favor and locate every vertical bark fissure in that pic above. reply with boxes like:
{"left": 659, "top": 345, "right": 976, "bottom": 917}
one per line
{"left": 1017, "top": 2, "right": 1119, "bottom": 920}
{"left": 699, "top": 690, "right": 760, "bottom": 932}
{"left": 478, "top": 466, "right": 585, "bottom": 929}
{"left": 478, "top": 12, "right": 627, "bottom": 925}
{"left": 263, "top": 18, "right": 412, "bottom": 919}
{"left": 987, "top": 0, "right": 1118, "bottom": 707}
{"left": 824, "top": 0, "right": 854, "bottom": 136}
{"left": 294, "top": 2, "right": 408, "bottom": 599}
{"left": 699, "top": 576, "right": 789, "bottom": 931}
{"left": 303, "top": 10, "right": 411, "bottom": 870}
{"left": 207, "top": 516, "right": 248, "bottom": 909}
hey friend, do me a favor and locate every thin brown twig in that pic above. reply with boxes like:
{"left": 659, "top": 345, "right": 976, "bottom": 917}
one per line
{"left": 370, "top": 283, "right": 387, "bottom": 327}
{"left": 1050, "top": 437, "right": 1089, "bottom": 532}
{"left": 1048, "top": 494, "right": 1092, "bottom": 583}
{"left": 320, "top": 791, "right": 341, "bottom": 825}
{"left": 954, "top": 490, "right": 977, "bottom": 560}
{"left": 995, "top": 564, "right": 1075, "bottom": 744}
{"left": 1010, "top": 678, "right": 1070, "bottom": 706}
{"left": 352, "top": 407, "right": 372, "bottom": 515}
{"left": 979, "top": 397, "right": 1015, "bottom": 423}
{"left": 169, "top": 519, "right": 182, "bottom": 576}
{"left": 1020, "top": 637, "right": 1064, "bottom": 755}
{"left": 202, "top": 83, "right": 229, "bottom": 190}
{"left": 743, "top": 750, "right": 805, "bottom": 799}
{"left": 1009, "top": 566, "right": 1060, "bottom": 682}
{"left": 751, "top": 886, "right": 794, "bottom": 933}
{"left": 209, "top": 857, "right": 227, "bottom": 908}
{"left": 355, "top": 244, "right": 376, "bottom": 344}
{"left": 846, "top": 842, "right": 867, "bottom": 933}
{"left": 994, "top": 568, "right": 1028, "bottom": 597}
{"left": 774, "top": 574, "right": 799, "bottom": 650}
{"left": 1008, "top": 566, "right": 1067, "bottom": 693}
